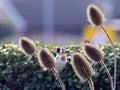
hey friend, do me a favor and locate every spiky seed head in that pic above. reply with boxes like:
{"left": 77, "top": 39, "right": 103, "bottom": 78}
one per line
{"left": 19, "top": 37, "right": 36, "bottom": 55}
{"left": 72, "top": 52, "right": 95, "bottom": 82}
{"left": 87, "top": 4, "right": 105, "bottom": 26}
{"left": 38, "top": 48, "right": 55, "bottom": 69}
{"left": 84, "top": 44, "right": 104, "bottom": 63}
{"left": 2, "top": 42, "right": 7, "bottom": 49}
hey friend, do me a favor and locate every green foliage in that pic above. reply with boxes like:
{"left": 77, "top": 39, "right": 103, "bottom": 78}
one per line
{"left": 0, "top": 43, "right": 120, "bottom": 90}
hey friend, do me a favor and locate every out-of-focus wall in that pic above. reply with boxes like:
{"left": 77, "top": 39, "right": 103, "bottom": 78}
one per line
{"left": 1, "top": 0, "right": 120, "bottom": 45}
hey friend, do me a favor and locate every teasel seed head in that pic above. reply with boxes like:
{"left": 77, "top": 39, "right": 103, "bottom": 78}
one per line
{"left": 87, "top": 4, "right": 105, "bottom": 26}
{"left": 72, "top": 52, "right": 95, "bottom": 82}
{"left": 19, "top": 37, "right": 36, "bottom": 55}
{"left": 84, "top": 44, "right": 104, "bottom": 63}
{"left": 37, "top": 48, "right": 55, "bottom": 69}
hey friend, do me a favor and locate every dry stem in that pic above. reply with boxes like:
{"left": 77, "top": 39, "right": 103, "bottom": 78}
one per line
{"left": 88, "top": 77, "right": 95, "bottom": 90}
{"left": 51, "top": 67, "right": 66, "bottom": 90}
{"left": 101, "top": 61, "right": 114, "bottom": 90}
{"left": 100, "top": 25, "right": 117, "bottom": 90}
{"left": 83, "top": 67, "right": 95, "bottom": 90}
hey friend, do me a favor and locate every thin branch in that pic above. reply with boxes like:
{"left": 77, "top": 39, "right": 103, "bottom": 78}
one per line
{"left": 83, "top": 67, "right": 95, "bottom": 90}
{"left": 88, "top": 77, "right": 95, "bottom": 90}
{"left": 101, "top": 61, "right": 114, "bottom": 90}
{"left": 51, "top": 67, "right": 66, "bottom": 90}
{"left": 100, "top": 25, "right": 117, "bottom": 90}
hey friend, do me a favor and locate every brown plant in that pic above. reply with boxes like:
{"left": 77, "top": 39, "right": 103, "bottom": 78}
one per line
{"left": 19, "top": 37, "right": 36, "bottom": 55}
{"left": 87, "top": 4, "right": 105, "bottom": 26}
{"left": 72, "top": 52, "right": 95, "bottom": 90}
{"left": 37, "top": 48, "right": 66, "bottom": 90}
{"left": 37, "top": 48, "right": 55, "bottom": 69}
{"left": 84, "top": 44, "right": 104, "bottom": 63}
{"left": 87, "top": 4, "right": 117, "bottom": 90}
{"left": 84, "top": 44, "right": 114, "bottom": 90}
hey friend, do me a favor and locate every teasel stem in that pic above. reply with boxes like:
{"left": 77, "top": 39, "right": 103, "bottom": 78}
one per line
{"left": 34, "top": 51, "right": 38, "bottom": 57}
{"left": 83, "top": 67, "right": 94, "bottom": 90}
{"left": 101, "top": 61, "right": 114, "bottom": 90}
{"left": 100, "top": 25, "right": 117, "bottom": 90}
{"left": 88, "top": 77, "right": 94, "bottom": 90}
{"left": 51, "top": 67, "right": 66, "bottom": 90}
{"left": 100, "top": 25, "right": 114, "bottom": 48}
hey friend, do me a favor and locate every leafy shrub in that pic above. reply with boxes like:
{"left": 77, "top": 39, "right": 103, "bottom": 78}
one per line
{"left": 0, "top": 42, "right": 120, "bottom": 90}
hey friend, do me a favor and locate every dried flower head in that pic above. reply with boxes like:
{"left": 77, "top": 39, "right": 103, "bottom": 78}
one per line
{"left": 72, "top": 52, "right": 95, "bottom": 82}
{"left": 19, "top": 37, "right": 36, "bottom": 55}
{"left": 84, "top": 44, "right": 104, "bottom": 63}
{"left": 2, "top": 42, "right": 7, "bottom": 49}
{"left": 87, "top": 4, "right": 105, "bottom": 26}
{"left": 38, "top": 48, "right": 55, "bottom": 69}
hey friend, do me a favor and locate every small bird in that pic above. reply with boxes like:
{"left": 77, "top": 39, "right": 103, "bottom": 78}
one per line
{"left": 55, "top": 47, "right": 67, "bottom": 74}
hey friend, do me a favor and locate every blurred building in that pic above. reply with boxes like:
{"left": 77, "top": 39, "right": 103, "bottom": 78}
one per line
{"left": 0, "top": 0, "right": 27, "bottom": 33}
{"left": 0, "top": 0, "right": 120, "bottom": 44}
{"left": 10, "top": 0, "right": 92, "bottom": 44}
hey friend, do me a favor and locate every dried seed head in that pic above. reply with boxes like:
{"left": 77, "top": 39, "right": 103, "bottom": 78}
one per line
{"left": 19, "top": 37, "right": 36, "bottom": 55}
{"left": 84, "top": 44, "right": 104, "bottom": 63}
{"left": 87, "top": 4, "right": 105, "bottom": 26}
{"left": 2, "top": 42, "right": 7, "bottom": 49}
{"left": 38, "top": 48, "right": 55, "bottom": 69}
{"left": 72, "top": 52, "right": 95, "bottom": 82}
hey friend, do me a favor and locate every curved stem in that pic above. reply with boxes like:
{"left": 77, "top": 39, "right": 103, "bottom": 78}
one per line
{"left": 51, "top": 67, "right": 66, "bottom": 90}
{"left": 83, "top": 67, "right": 94, "bottom": 90}
{"left": 101, "top": 61, "right": 114, "bottom": 90}
{"left": 100, "top": 25, "right": 117, "bottom": 90}
{"left": 88, "top": 77, "right": 95, "bottom": 90}
{"left": 33, "top": 51, "right": 39, "bottom": 58}
{"left": 100, "top": 25, "right": 114, "bottom": 47}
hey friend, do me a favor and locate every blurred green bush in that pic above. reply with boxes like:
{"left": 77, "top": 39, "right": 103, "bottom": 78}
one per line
{"left": 0, "top": 42, "right": 120, "bottom": 90}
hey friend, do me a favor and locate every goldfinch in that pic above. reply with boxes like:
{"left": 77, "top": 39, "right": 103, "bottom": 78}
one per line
{"left": 55, "top": 47, "right": 67, "bottom": 73}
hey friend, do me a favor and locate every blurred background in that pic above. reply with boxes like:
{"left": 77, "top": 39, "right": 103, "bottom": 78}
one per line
{"left": 0, "top": 0, "right": 120, "bottom": 45}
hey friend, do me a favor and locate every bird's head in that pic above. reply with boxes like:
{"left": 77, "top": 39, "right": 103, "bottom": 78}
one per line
{"left": 56, "top": 47, "right": 65, "bottom": 55}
